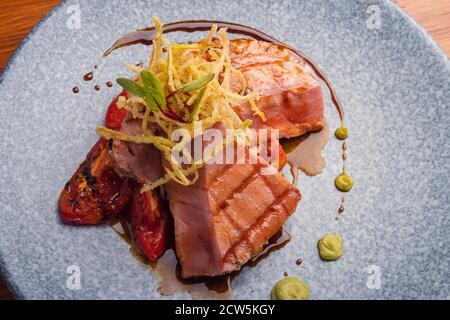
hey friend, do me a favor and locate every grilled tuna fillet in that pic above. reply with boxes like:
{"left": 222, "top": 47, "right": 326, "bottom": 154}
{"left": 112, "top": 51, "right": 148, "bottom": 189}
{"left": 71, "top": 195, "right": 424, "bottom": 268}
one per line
{"left": 110, "top": 118, "right": 163, "bottom": 184}
{"left": 231, "top": 39, "right": 324, "bottom": 138}
{"left": 109, "top": 39, "right": 322, "bottom": 276}
{"left": 165, "top": 126, "right": 301, "bottom": 278}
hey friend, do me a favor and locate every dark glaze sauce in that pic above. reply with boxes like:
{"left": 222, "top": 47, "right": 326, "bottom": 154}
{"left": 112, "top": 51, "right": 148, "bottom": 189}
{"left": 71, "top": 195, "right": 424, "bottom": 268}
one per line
{"left": 342, "top": 141, "right": 347, "bottom": 171}
{"left": 296, "top": 258, "right": 303, "bottom": 266}
{"left": 336, "top": 196, "right": 345, "bottom": 221}
{"left": 72, "top": 86, "right": 80, "bottom": 94}
{"left": 106, "top": 81, "right": 113, "bottom": 88}
{"left": 337, "top": 142, "right": 348, "bottom": 217}
{"left": 281, "top": 121, "right": 329, "bottom": 185}
{"left": 111, "top": 216, "right": 290, "bottom": 299}
{"left": 94, "top": 85, "right": 101, "bottom": 91}
{"left": 83, "top": 71, "right": 94, "bottom": 81}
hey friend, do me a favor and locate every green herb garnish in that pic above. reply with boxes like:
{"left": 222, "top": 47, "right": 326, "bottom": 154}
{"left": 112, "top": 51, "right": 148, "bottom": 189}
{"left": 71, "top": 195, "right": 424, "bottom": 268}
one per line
{"left": 141, "top": 71, "right": 166, "bottom": 109}
{"left": 145, "top": 93, "right": 159, "bottom": 113}
{"left": 116, "top": 78, "right": 146, "bottom": 98}
{"left": 188, "top": 87, "right": 207, "bottom": 122}
{"left": 181, "top": 73, "right": 215, "bottom": 93}
{"left": 117, "top": 73, "right": 165, "bottom": 114}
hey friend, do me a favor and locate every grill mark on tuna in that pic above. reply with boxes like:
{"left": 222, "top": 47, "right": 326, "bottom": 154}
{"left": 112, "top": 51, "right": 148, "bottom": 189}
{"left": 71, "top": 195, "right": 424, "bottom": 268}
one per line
{"left": 222, "top": 186, "right": 296, "bottom": 264}
{"left": 207, "top": 164, "right": 234, "bottom": 188}
{"left": 212, "top": 165, "right": 260, "bottom": 212}
{"left": 213, "top": 164, "right": 269, "bottom": 243}
{"left": 220, "top": 206, "right": 245, "bottom": 240}
{"left": 259, "top": 172, "right": 280, "bottom": 200}
{"left": 238, "top": 58, "right": 285, "bottom": 70}
{"left": 217, "top": 166, "right": 292, "bottom": 259}
{"left": 260, "top": 173, "right": 288, "bottom": 199}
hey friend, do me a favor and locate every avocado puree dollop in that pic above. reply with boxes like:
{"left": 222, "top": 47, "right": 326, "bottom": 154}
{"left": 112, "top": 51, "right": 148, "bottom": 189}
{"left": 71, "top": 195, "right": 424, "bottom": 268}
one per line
{"left": 335, "top": 127, "right": 348, "bottom": 140}
{"left": 317, "top": 233, "right": 343, "bottom": 261}
{"left": 271, "top": 277, "right": 310, "bottom": 300}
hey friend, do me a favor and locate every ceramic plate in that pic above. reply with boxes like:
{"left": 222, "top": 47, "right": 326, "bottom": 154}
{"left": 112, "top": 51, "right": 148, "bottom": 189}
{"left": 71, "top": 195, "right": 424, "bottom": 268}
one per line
{"left": 0, "top": 0, "right": 449, "bottom": 299}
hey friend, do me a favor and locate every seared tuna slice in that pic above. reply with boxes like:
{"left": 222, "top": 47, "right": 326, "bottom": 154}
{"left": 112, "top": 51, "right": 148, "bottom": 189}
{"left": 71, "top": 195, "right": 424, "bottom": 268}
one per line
{"left": 110, "top": 118, "right": 163, "bottom": 184}
{"left": 165, "top": 127, "right": 300, "bottom": 277}
{"left": 231, "top": 39, "right": 324, "bottom": 138}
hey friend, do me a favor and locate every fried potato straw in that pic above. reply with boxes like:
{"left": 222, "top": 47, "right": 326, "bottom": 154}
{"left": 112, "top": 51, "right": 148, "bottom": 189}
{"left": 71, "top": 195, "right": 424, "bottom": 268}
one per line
{"left": 96, "top": 17, "right": 263, "bottom": 191}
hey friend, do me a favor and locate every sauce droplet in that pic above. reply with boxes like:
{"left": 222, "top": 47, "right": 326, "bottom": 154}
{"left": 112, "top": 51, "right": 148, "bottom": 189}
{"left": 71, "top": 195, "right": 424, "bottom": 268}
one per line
{"left": 83, "top": 72, "right": 94, "bottom": 81}
{"left": 283, "top": 272, "right": 289, "bottom": 277}
{"left": 72, "top": 87, "right": 79, "bottom": 94}
{"left": 106, "top": 81, "right": 113, "bottom": 88}
{"left": 336, "top": 196, "right": 345, "bottom": 221}
{"left": 94, "top": 85, "right": 101, "bottom": 91}
{"left": 296, "top": 259, "right": 303, "bottom": 266}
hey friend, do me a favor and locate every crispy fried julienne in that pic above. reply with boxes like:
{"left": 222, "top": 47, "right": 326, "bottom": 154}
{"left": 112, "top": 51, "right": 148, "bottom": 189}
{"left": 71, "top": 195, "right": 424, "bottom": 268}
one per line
{"left": 96, "top": 17, "right": 261, "bottom": 191}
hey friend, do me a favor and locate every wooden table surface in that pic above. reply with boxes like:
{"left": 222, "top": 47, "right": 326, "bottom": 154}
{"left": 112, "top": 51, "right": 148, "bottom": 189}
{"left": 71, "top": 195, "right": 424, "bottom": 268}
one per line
{"left": 0, "top": 0, "right": 449, "bottom": 300}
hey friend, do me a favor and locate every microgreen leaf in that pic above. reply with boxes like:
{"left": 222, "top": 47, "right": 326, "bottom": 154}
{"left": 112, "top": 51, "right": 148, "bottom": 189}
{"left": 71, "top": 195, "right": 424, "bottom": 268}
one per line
{"left": 145, "top": 93, "right": 159, "bottom": 113}
{"left": 141, "top": 71, "right": 166, "bottom": 109}
{"left": 188, "top": 88, "right": 206, "bottom": 122}
{"left": 147, "top": 87, "right": 166, "bottom": 110}
{"left": 181, "top": 73, "right": 215, "bottom": 93}
{"left": 116, "top": 78, "right": 146, "bottom": 98}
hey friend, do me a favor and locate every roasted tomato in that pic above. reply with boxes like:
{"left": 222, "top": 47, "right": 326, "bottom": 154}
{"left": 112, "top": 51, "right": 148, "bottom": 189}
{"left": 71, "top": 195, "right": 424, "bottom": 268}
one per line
{"left": 130, "top": 189, "right": 169, "bottom": 261}
{"left": 278, "top": 145, "right": 287, "bottom": 170}
{"left": 264, "top": 138, "right": 287, "bottom": 171}
{"left": 105, "top": 90, "right": 128, "bottom": 130}
{"left": 59, "top": 139, "right": 134, "bottom": 225}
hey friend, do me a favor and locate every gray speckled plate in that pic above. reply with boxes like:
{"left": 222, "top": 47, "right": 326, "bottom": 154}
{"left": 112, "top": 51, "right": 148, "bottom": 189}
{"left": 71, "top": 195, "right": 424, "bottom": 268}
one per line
{"left": 0, "top": 0, "right": 449, "bottom": 300}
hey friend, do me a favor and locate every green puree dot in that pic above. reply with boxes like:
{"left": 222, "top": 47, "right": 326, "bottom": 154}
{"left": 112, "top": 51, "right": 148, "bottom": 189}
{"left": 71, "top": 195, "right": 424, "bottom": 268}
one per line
{"left": 335, "top": 127, "right": 348, "bottom": 140}
{"left": 318, "top": 234, "right": 343, "bottom": 261}
{"left": 335, "top": 173, "right": 353, "bottom": 192}
{"left": 271, "top": 277, "right": 310, "bottom": 300}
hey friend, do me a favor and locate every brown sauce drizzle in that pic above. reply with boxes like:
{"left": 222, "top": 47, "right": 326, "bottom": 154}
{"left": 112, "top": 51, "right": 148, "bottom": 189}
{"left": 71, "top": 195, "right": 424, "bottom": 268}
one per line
{"left": 94, "top": 85, "right": 101, "bottom": 91}
{"left": 336, "top": 196, "right": 345, "bottom": 220}
{"left": 296, "top": 258, "right": 303, "bottom": 266}
{"left": 72, "top": 86, "right": 79, "bottom": 94}
{"left": 111, "top": 216, "right": 290, "bottom": 299}
{"left": 342, "top": 141, "right": 347, "bottom": 172}
{"left": 83, "top": 71, "right": 94, "bottom": 81}
{"left": 106, "top": 81, "right": 113, "bottom": 88}
{"left": 248, "top": 229, "right": 291, "bottom": 266}
{"left": 281, "top": 121, "right": 329, "bottom": 185}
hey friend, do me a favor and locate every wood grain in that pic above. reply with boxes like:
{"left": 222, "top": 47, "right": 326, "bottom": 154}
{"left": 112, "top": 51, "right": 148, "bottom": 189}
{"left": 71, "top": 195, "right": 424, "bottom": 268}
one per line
{"left": 0, "top": 0, "right": 449, "bottom": 300}
{"left": 0, "top": 0, "right": 61, "bottom": 73}
{"left": 397, "top": 0, "right": 450, "bottom": 55}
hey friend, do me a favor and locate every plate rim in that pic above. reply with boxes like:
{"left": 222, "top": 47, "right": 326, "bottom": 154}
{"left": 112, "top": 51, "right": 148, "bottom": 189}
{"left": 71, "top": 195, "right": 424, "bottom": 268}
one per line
{"left": 0, "top": 0, "right": 449, "bottom": 299}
